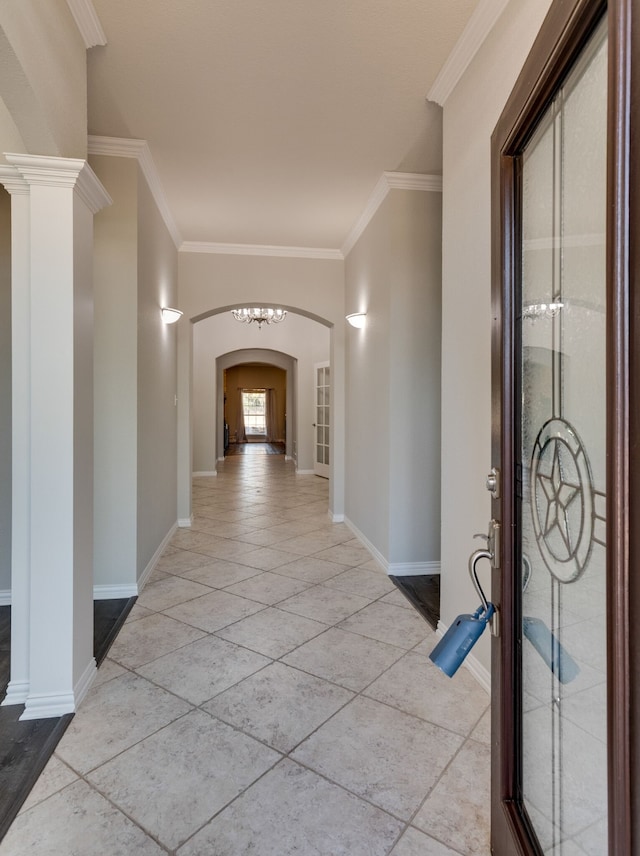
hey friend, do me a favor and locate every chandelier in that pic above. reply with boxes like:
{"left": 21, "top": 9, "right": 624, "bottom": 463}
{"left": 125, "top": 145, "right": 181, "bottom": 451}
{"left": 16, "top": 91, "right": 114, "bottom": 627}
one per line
{"left": 231, "top": 307, "right": 287, "bottom": 328}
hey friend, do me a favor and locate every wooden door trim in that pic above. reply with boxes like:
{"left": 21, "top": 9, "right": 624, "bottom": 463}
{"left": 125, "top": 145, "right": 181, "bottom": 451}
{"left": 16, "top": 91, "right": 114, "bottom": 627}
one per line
{"left": 490, "top": 0, "right": 636, "bottom": 852}
{"left": 610, "top": 1, "right": 637, "bottom": 853}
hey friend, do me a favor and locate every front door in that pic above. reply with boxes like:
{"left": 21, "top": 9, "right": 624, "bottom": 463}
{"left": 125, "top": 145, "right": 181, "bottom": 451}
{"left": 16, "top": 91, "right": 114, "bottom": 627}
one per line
{"left": 490, "top": 1, "right": 638, "bottom": 853}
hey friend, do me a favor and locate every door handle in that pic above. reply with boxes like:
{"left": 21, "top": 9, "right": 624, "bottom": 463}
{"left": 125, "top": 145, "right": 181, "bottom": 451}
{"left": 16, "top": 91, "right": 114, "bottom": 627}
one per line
{"left": 474, "top": 520, "right": 501, "bottom": 569}
{"left": 469, "top": 520, "right": 500, "bottom": 636}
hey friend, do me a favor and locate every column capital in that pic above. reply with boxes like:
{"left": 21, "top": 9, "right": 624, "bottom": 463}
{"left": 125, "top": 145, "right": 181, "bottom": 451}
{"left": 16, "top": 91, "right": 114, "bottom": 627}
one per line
{"left": 0, "top": 165, "right": 29, "bottom": 195}
{"left": 4, "top": 153, "right": 112, "bottom": 213}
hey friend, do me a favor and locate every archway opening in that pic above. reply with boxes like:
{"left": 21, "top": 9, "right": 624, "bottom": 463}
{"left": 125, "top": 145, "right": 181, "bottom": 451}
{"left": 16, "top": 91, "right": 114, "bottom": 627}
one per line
{"left": 178, "top": 302, "right": 344, "bottom": 527}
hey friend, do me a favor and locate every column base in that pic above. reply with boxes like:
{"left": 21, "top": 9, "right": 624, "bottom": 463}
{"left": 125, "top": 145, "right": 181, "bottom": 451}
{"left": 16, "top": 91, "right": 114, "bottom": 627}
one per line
{"left": 1, "top": 680, "right": 30, "bottom": 707}
{"left": 19, "top": 658, "right": 97, "bottom": 720}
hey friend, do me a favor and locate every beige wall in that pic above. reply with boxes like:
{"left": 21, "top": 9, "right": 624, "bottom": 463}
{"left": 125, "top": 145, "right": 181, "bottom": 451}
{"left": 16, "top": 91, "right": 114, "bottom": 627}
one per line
{"left": 136, "top": 166, "right": 179, "bottom": 577}
{"left": 439, "top": 0, "right": 554, "bottom": 676}
{"left": 0, "top": 188, "right": 10, "bottom": 594}
{"left": 91, "top": 155, "right": 179, "bottom": 589}
{"left": 225, "top": 365, "right": 286, "bottom": 443}
{"left": 345, "top": 194, "right": 391, "bottom": 559}
{"left": 0, "top": 93, "right": 25, "bottom": 154}
{"left": 91, "top": 155, "right": 139, "bottom": 591}
{"left": 345, "top": 186, "right": 442, "bottom": 571}
{"left": 0, "top": 0, "right": 87, "bottom": 159}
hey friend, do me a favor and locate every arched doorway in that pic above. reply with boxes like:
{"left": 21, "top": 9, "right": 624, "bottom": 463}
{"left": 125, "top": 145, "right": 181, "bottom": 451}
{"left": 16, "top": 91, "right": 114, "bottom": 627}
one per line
{"left": 216, "top": 349, "right": 296, "bottom": 462}
{"left": 179, "top": 304, "right": 344, "bottom": 526}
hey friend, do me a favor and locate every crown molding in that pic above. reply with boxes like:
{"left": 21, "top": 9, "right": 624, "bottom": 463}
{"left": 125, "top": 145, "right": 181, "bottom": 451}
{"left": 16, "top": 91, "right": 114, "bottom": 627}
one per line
{"left": 0, "top": 165, "right": 29, "bottom": 195}
{"left": 341, "top": 171, "right": 442, "bottom": 258}
{"left": 66, "top": 0, "right": 107, "bottom": 48}
{"left": 86, "top": 140, "right": 440, "bottom": 259}
{"left": 5, "top": 153, "right": 86, "bottom": 186}
{"left": 427, "top": 0, "right": 510, "bottom": 106}
{"left": 180, "top": 241, "right": 343, "bottom": 260}
{"left": 88, "top": 135, "right": 181, "bottom": 248}
{"left": 75, "top": 163, "right": 113, "bottom": 213}
{"left": 3, "top": 154, "right": 112, "bottom": 212}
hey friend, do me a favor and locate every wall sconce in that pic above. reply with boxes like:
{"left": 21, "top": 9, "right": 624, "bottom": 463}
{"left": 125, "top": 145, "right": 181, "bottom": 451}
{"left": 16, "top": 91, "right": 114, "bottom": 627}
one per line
{"left": 161, "top": 307, "right": 183, "bottom": 324}
{"left": 346, "top": 313, "right": 366, "bottom": 328}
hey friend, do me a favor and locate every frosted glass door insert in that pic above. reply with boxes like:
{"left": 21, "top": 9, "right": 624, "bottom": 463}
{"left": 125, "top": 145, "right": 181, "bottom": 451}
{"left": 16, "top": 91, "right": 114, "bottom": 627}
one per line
{"left": 519, "top": 19, "right": 607, "bottom": 853}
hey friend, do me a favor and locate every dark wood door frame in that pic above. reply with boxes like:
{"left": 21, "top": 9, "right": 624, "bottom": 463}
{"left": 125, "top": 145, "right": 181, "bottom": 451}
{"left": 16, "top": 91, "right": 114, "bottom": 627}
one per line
{"left": 490, "top": 0, "right": 638, "bottom": 852}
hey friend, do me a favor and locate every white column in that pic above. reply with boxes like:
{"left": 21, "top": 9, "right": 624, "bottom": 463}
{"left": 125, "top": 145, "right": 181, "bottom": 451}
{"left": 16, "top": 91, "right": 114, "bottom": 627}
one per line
{"left": 1, "top": 154, "right": 111, "bottom": 720}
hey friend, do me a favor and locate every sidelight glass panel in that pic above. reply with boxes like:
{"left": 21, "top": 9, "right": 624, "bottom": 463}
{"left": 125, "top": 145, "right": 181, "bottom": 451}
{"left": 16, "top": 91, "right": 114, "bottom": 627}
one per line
{"left": 519, "top": 19, "right": 607, "bottom": 855}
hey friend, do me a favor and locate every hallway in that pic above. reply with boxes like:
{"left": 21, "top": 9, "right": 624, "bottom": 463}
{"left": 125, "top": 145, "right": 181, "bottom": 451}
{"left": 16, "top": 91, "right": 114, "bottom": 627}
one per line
{"left": 2, "top": 455, "right": 490, "bottom": 855}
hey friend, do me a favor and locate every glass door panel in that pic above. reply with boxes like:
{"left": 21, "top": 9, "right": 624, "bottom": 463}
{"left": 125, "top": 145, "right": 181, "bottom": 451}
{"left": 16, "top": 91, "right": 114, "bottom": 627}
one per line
{"left": 314, "top": 363, "right": 330, "bottom": 477}
{"left": 519, "top": 19, "right": 608, "bottom": 854}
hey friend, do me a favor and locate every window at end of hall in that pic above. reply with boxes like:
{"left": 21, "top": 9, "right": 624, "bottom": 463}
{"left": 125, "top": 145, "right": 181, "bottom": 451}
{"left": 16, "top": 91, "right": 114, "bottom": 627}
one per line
{"left": 242, "top": 389, "right": 266, "bottom": 435}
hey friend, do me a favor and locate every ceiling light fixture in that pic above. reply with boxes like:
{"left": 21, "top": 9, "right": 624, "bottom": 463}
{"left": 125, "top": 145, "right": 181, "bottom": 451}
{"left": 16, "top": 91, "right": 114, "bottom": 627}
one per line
{"left": 346, "top": 312, "right": 366, "bottom": 328}
{"left": 161, "top": 307, "right": 183, "bottom": 324}
{"left": 231, "top": 307, "right": 287, "bottom": 329}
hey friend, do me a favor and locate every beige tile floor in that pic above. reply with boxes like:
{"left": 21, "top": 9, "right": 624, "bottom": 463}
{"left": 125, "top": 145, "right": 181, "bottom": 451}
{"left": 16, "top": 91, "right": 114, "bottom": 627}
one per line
{"left": 2, "top": 453, "right": 491, "bottom": 855}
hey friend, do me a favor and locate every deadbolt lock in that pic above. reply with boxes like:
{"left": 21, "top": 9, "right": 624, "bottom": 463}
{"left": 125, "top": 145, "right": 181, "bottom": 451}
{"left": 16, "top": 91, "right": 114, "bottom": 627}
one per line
{"left": 486, "top": 467, "right": 500, "bottom": 499}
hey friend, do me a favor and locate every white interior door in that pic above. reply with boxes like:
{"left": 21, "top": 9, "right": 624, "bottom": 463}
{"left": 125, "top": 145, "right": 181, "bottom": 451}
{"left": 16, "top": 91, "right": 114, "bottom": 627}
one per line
{"left": 313, "top": 362, "right": 330, "bottom": 478}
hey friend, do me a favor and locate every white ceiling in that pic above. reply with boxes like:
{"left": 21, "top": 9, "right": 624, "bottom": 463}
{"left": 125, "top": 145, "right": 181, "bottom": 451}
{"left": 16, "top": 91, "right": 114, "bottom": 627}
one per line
{"left": 88, "top": 0, "right": 479, "bottom": 250}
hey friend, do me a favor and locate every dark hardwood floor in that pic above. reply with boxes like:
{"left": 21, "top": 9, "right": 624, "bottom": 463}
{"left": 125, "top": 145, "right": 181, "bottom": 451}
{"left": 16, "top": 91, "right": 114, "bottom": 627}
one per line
{"left": 225, "top": 441, "right": 285, "bottom": 456}
{"left": 0, "top": 606, "right": 9, "bottom": 697}
{"left": 0, "top": 597, "right": 136, "bottom": 842}
{"left": 390, "top": 574, "right": 440, "bottom": 630}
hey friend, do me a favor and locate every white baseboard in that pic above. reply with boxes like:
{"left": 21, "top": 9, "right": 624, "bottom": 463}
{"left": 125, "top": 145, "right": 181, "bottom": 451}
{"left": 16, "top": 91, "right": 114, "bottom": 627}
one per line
{"left": 93, "top": 584, "right": 138, "bottom": 600}
{"left": 178, "top": 516, "right": 193, "bottom": 528}
{"left": 388, "top": 560, "right": 441, "bottom": 577}
{"left": 344, "top": 517, "right": 442, "bottom": 578}
{"left": 137, "top": 521, "right": 178, "bottom": 593}
{"left": 329, "top": 511, "right": 345, "bottom": 523}
{"left": 295, "top": 468, "right": 315, "bottom": 475}
{"left": 344, "top": 517, "right": 389, "bottom": 572}
{"left": 74, "top": 657, "right": 98, "bottom": 708}
{"left": 285, "top": 455, "right": 293, "bottom": 461}
{"left": 193, "top": 470, "right": 217, "bottom": 476}
{"left": 435, "top": 620, "right": 491, "bottom": 694}
{"left": 2, "top": 585, "right": 142, "bottom": 604}
{"left": 1, "top": 679, "right": 29, "bottom": 707}
{"left": 20, "top": 691, "right": 76, "bottom": 720}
